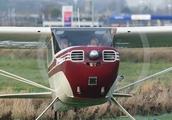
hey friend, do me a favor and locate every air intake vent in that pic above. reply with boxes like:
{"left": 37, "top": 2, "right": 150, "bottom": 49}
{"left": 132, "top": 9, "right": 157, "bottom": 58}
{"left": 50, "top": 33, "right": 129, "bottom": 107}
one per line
{"left": 71, "top": 50, "right": 84, "bottom": 62}
{"left": 103, "top": 50, "right": 118, "bottom": 62}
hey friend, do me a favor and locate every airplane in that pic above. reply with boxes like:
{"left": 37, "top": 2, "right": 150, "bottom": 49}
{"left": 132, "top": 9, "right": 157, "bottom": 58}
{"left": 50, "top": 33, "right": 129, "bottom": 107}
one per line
{"left": 0, "top": 26, "right": 172, "bottom": 120}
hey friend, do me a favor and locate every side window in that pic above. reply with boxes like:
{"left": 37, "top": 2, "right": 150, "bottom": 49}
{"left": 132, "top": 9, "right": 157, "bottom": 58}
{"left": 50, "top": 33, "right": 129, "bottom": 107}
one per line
{"left": 52, "top": 31, "right": 61, "bottom": 53}
{"left": 47, "top": 40, "right": 53, "bottom": 64}
{"left": 53, "top": 38, "right": 60, "bottom": 54}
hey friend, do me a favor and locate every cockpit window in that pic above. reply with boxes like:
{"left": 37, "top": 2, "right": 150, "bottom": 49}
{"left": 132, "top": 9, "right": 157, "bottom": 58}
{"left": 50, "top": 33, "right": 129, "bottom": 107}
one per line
{"left": 52, "top": 28, "right": 114, "bottom": 50}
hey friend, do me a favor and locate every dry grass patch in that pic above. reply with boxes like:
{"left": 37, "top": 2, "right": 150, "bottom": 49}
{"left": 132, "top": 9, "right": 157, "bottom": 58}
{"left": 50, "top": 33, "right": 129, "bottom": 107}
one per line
{"left": 118, "top": 47, "right": 172, "bottom": 62}
{"left": 0, "top": 88, "right": 52, "bottom": 120}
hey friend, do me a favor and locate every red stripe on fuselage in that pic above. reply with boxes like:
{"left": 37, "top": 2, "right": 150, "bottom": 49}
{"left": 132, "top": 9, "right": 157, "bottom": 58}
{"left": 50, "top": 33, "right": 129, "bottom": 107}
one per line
{"left": 48, "top": 50, "right": 69, "bottom": 73}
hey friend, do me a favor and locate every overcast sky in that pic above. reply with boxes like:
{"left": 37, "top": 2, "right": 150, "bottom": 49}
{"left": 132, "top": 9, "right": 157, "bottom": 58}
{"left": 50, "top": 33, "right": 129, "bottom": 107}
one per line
{"left": 127, "top": 0, "right": 171, "bottom": 7}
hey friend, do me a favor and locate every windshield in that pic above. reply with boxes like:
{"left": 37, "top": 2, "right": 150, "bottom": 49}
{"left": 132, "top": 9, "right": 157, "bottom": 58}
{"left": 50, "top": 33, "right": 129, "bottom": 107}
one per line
{"left": 52, "top": 28, "right": 115, "bottom": 50}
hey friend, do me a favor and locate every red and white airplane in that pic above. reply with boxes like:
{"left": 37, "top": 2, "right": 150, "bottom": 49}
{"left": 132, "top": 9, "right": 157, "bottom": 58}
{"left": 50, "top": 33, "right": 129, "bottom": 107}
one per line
{"left": 0, "top": 26, "right": 172, "bottom": 120}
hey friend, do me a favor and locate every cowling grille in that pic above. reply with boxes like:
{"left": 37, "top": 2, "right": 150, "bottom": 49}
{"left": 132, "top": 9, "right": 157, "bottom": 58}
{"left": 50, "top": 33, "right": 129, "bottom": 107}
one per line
{"left": 71, "top": 50, "right": 84, "bottom": 61}
{"left": 103, "top": 50, "right": 119, "bottom": 62}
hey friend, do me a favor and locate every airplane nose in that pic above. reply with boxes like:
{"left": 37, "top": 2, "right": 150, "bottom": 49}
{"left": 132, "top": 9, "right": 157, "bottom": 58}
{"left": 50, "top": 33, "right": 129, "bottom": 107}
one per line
{"left": 89, "top": 50, "right": 99, "bottom": 60}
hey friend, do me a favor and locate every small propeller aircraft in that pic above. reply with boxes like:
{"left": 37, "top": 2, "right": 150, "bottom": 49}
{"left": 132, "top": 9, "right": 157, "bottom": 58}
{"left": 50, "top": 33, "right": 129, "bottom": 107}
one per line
{"left": 0, "top": 26, "right": 172, "bottom": 120}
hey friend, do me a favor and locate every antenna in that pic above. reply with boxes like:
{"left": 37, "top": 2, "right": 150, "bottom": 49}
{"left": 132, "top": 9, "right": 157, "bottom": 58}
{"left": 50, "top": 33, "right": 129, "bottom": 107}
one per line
{"left": 77, "top": 8, "right": 80, "bottom": 27}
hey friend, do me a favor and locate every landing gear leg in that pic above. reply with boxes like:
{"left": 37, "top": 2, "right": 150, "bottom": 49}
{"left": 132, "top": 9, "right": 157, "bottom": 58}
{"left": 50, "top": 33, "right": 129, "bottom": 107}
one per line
{"left": 35, "top": 96, "right": 59, "bottom": 120}
{"left": 73, "top": 108, "right": 80, "bottom": 120}
{"left": 111, "top": 97, "right": 135, "bottom": 120}
{"left": 54, "top": 111, "right": 57, "bottom": 120}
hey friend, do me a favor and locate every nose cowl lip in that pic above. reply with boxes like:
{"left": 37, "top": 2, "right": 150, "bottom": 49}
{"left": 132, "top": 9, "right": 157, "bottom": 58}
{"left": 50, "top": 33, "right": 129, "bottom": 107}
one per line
{"left": 89, "top": 50, "right": 99, "bottom": 60}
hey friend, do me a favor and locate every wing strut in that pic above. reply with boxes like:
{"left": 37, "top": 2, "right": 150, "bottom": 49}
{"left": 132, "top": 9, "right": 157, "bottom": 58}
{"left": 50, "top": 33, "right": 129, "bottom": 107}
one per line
{"left": 36, "top": 96, "right": 59, "bottom": 120}
{"left": 114, "top": 66, "right": 172, "bottom": 92}
{"left": 0, "top": 69, "right": 55, "bottom": 92}
{"left": 111, "top": 97, "right": 135, "bottom": 120}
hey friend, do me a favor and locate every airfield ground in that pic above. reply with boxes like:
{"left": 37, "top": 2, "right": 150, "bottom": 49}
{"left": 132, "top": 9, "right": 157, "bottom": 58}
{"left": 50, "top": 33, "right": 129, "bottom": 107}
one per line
{"left": 0, "top": 47, "right": 172, "bottom": 119}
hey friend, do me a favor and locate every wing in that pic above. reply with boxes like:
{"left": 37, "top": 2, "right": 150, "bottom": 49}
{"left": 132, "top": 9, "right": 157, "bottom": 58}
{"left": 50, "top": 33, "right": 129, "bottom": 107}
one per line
{"left": 0, "top": 92, "right": 52, "bottom": 98}
{"left": 0, "top": 27, "right": 52, "bottom": 45}
{"left": 0, "top": 27, "right": 52, "bottom": 41}
{"left": 114, "top": 26, "right": 172, "bottom": 48}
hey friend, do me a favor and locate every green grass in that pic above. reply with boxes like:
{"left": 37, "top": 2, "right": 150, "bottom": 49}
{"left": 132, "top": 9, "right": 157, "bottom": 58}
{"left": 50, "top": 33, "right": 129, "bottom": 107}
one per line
{"left": 0, "top": 56, "right": 49, "bottom": 92}
{"left": 118, "top": 62, "right": 172, "bottom": 88}
{"left": 1, "top": 58, "right": 171, "bottom": 92}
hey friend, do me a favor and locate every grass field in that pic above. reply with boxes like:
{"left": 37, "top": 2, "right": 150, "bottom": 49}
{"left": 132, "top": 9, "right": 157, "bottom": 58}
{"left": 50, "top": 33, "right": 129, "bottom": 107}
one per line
{"left": 0, "top": 48, "right": 172, "bottom": 119}
{"left": 99, "top": 113, "right": 172, "bottom": 120}
{"left": 0, "top": 49, "right": 48, "bottom": 92}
